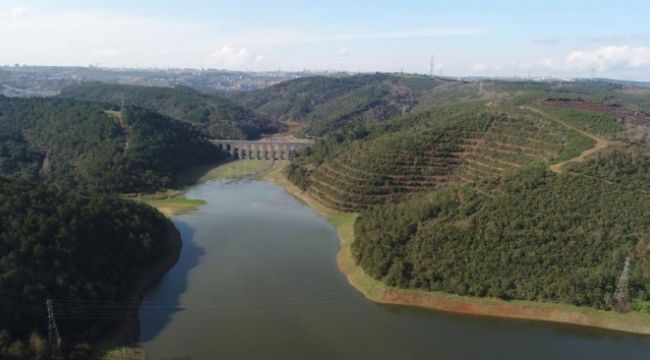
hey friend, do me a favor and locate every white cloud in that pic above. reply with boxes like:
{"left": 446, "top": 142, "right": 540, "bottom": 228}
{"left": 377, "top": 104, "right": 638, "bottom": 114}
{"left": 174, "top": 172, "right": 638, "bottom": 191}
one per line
{"left": 531, "top": 36, "right": 563, "bottom": 45}
{"left": 0, "top": 4, "right": 484, "bottom": 72}
{"left": 521, "top": 58, "right": 558, "bottom": 70}
{"left": 0, "top": 7, "right": 220, "bottom": 67}
{"left": 565, "top": 46, "right": 650, "bottom": 71}
{"left": 512, "top": 46, "right": 650, "bottom": 77}
{"left": 469, "top": 62, "right": 506, "bottom": 74}
{"left": 222, "top": 27, "right": 484, "bottom": 47}
{"left": 208, "top": 46, "right": 263, "bottom": 67}
{"left": 471, "top": 62, "right": 487, "bottom": 72}
{"left": 92, "top": 49, "right": 123, "bottom": 59}
{"left": 531, "top": 33, "right": 650, "bottom": 46}
{"left": 0, "top": 6, "right": 28, "bottom": 17}
{"left": 311, "top": 27, "right": 484, "bottom": 43}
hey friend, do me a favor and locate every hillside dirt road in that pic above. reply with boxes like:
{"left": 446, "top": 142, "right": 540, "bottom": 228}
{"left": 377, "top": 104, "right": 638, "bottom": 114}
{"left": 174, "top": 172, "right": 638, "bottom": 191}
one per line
{"left": 525, "top": 107, "right": 610, "bottom": 173}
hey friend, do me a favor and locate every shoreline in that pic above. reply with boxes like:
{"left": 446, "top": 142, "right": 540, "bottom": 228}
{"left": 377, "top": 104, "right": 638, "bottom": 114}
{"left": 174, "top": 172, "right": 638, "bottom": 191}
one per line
{"left": 131, "top": 160, "right": 282, "bottom": 217}
{"left": 100, "top": 160, "right": 284, "bottom": 358}
{"left": 98, "top": 220, "right": 183, "bottom": 359}
{"left": 264, "top": 164, "right": 650, "bottom": 336}
{"left": 115, "top": 220, "right": 183, "bottom": 342}
{"left": 101, "top": 160, "right": 283, "bottom": 357}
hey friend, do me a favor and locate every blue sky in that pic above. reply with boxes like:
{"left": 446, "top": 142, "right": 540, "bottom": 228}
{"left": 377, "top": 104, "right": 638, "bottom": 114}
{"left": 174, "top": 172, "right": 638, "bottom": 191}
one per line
{"left": 2, "top": 0, "right": 650, "bottom": 80}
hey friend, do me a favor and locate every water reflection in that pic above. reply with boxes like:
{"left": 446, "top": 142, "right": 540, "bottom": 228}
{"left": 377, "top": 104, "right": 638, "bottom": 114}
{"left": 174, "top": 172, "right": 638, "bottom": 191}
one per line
{"left": 138, "top": 221, "right": 205, "bottom": 342}
{"left": 139, "top": 181, "right": 650, "bottom": 360}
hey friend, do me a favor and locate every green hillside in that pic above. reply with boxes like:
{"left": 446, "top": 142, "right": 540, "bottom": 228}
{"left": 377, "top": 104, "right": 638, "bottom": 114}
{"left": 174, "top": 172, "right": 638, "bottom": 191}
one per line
{"left": 0, "top": 96, "right": 221, "bottom": 192}
{"left": 59, "top": 83, "right": 284, "bottom": 139}
{"left": 232, "top": 73, "right": 451, "bottom": 136}
{"left": 0, "top": 177, "right": 178, "bottom": 358}
{"left": 283, "top": 87, "right": 650, "bottom": 313}
{"left": 286, "top": 100, "right": 619, "bottom": 210}
{"left": 352, "top": 152, "right": 650, "bottom": 310}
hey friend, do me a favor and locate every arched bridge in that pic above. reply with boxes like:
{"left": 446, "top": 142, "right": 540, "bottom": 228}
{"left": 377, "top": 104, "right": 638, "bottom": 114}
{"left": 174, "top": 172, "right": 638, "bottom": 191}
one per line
{"left": 210, "top": 139, "right": 314, "bottom": 160}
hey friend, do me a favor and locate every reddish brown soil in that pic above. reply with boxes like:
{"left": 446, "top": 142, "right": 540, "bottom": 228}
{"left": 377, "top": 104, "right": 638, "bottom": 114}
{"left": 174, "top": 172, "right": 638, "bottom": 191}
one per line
{"left": 546, "top": 98, "right": 650, "bottom": 126}
{"left": 377, "top": 289, "right": 607, "bottom": 329}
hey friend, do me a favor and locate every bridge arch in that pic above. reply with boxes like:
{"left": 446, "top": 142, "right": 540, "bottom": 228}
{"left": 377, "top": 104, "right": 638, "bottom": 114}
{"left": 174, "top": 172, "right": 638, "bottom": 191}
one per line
{"left": 209, "top": 139, "right": 314, "bottom": 160}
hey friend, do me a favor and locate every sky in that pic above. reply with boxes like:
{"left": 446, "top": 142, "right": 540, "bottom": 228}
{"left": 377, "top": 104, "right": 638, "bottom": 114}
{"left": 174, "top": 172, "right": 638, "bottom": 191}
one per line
{"left": 1, "top": 0, "right": 650, "bottom": 80}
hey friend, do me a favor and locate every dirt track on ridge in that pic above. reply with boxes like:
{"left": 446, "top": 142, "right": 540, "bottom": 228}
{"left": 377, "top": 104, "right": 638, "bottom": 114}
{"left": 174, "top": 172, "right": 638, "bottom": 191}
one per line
{"left": 525, "top": 107, "right": 610, "bottom": 173}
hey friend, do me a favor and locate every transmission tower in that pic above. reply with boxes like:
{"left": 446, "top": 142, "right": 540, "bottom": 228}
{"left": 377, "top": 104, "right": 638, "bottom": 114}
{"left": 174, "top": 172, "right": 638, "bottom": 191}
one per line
{"left": 430, "top": 54, "right": 435, "bottom": 77}
{"left": 613, "top": 257, "right": 631, "bottom": 312}
{"left": 46, "top": 299, "right": 61, "bottom": 348}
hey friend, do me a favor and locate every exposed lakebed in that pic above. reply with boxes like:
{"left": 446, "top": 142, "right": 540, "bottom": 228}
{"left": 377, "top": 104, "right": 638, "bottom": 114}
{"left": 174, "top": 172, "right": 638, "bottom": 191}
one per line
{"left": 139, "top": 180, "right": 650, "bottom": 359}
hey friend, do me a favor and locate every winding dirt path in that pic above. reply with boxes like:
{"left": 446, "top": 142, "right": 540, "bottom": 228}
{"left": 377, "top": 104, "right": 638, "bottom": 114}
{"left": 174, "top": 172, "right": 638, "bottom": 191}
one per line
{"left": 525, "top": 107, "right": 610, "bottom": 173}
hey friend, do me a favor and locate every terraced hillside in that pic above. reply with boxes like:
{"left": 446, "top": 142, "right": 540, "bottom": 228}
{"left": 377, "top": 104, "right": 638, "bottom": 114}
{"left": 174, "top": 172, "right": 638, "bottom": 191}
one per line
{"left": 232, "top": 73, "right": 452, "bottom": 136}
{"left": 60, "top": 83, "right": 284, "bottom": 139}
{"left": 305, "top": 111, "right": 489, "bottom": 211}
{"left": 284, "top": 81, "right": 649, "bottom": 318}
{"left": 459, "top": 107, "right": 602, "bottom": 182}
{"left": 287, "top": 101, "right": 615, "bottom": 211}
{"left": 352, "top": 156, "right": 650, "bottom": 310}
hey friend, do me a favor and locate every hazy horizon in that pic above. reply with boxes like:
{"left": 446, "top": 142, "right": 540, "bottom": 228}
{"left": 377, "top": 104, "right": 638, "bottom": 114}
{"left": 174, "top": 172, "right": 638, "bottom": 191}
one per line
{"left": 2, "top": 0, "right": 650, "bottom": 81}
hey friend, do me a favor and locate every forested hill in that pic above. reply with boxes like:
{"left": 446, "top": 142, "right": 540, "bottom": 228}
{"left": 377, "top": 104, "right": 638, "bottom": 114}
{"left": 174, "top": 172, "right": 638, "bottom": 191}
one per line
{"left": 0, "top": 96, "right": 221, "bottom": 192}
{"left": 283, "top": 88, "right": 650, "bottom": 313}
{"left": 231, "top": 73, "right": 459, "bottom": 136}
{"left": 352, "top": 153, "right": 650, "bottom": 311}
{"left": 59, "top": 83, "right": 285, "bottom": 139}
{"left": 286, "top": 100, "right": 622, "bottom": 211}
{"left": 233, "top": 74, "right": 650, "bottom": 138}
{"left": 0, "top": 177, "right": 179, "bottom": 358}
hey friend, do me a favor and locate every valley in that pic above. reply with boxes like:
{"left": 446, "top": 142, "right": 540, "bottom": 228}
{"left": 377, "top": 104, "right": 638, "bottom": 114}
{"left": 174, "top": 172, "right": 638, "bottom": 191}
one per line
{"left": 4, "top": 2, "right": 650, "bottom": 359}
{"left": 3, "top": 73, "right": 650, "bottom": 359}
{"left": 134, "top": 164, "right": 650, "bottom": 359}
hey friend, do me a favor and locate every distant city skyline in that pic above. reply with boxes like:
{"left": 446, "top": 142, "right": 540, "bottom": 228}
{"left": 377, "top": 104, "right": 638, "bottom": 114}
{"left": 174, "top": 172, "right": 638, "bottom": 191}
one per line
{"left": 1, "top": 0, "right": 650, "bottom": 81}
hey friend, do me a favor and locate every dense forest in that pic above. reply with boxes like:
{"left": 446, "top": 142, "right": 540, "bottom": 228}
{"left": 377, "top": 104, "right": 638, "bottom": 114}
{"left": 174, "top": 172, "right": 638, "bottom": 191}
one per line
{"left": 0, "top": 177, "right": 178, "bottom": 358}
{"left": 231, "top": 73, "right": 452, "bottom": 136}
{"left": 0, "top": 96, "right": 222, "bottom": 192}
{"left": 60, "top": 83, "right": 284, "bottom": 139}
{"left": 283, "top": 77, "right": 650, "bottom": 313}
{"left": 2, "top": 74, "right": 650, "bottom": 356}
{"left": 352, "top": 153, "right": 650, "bottom": 310}
{"left": 231, "top": 74, "right": 650, "bottom": 138}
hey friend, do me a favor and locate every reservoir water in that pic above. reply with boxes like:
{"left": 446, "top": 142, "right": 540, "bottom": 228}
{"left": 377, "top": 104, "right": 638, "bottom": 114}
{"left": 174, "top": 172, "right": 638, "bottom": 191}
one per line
{"left": 139, "top": 180, "right": 650, "bottom": 359}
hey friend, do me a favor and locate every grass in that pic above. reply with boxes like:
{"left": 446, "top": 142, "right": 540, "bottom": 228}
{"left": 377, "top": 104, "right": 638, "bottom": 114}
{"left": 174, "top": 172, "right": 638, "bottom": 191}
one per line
{"left": 131, "top": 191, "right": 206, "bottom": 217}
{"left": 556, "top": 130, "right": 596, "bottom": 162}
{"left": 634, "top": 300, "right": 650, "bottom": 313}
{"left": 200, "top": 159, "right": 277, "bottom": 180}
{"left": 526, "top": 107, "right": 611, "bottom": 172}
{"left": 540, "top": 105, "right": 622, "bottom": 141}
{"left": 129, "top": 160, "right": 284, "bottom": 217}
{"left": 266, "top": 163, "right": 650, "bottom": 335}
{"left": 175, "top": 159, "right": 278, "bottom": 186}
{"left": 98, "top": 345, "right": 146, "bottom": 360}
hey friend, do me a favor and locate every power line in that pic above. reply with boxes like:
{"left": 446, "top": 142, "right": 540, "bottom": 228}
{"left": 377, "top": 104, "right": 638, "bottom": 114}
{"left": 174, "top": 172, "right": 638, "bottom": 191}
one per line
{"left": 45, "top": 294, "right": 369, "bottom": 321}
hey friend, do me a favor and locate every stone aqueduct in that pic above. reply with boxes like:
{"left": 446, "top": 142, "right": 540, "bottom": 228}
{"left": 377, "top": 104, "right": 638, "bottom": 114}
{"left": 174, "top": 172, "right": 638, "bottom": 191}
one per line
{"left": 210, "top": 139, "right": 314, "bottom": 160}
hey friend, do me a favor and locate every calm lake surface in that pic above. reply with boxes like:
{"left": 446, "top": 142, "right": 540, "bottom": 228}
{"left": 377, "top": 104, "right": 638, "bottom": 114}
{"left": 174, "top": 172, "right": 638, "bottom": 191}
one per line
{"left": 139, "top": 180, "right": 650, "bottom": 359}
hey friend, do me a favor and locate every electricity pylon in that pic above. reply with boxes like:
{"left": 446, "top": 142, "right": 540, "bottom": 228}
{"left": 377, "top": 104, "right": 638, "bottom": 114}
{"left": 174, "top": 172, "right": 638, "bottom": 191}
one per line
{"left": 46, "top": 299, "right": 61, "bottom": 348}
